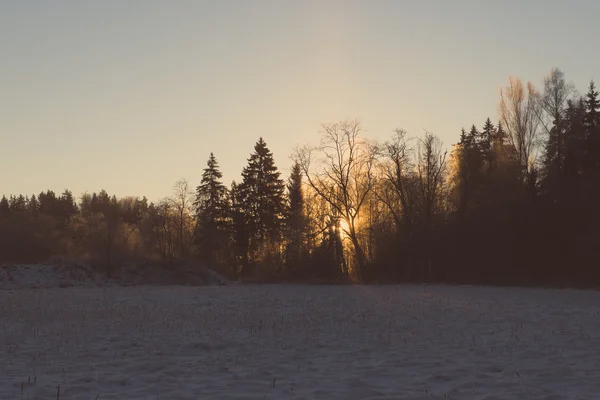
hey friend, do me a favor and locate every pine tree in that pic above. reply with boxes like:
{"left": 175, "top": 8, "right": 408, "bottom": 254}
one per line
{"left": 469, "top": 124, "right": 479, "bottom": 147}
{"left": 238, "top": 138, "right": 286, "bottom": 265}
{"left": 495, "top": 122, "right": 507, "bottom": 145}
{"left": 480, "top": 118, "right": 495, "bottom": 164}
{"left": 194, "top": 153, "right": 229, "bottom": 268}
{"left": 459, "top": 127, "right": 476, "bottom": 148}
{"left": 9, "top": 195, "right": 27, "bottom": 212}
{"left": 454, "top": 126, "right": 484, "bottom": 215}
{"left": 284, "top": 161, "right": 307, "bottom": 274}
{"left": 563, "top": 98, "right": 586, "bottom": 180}
{"left": 584, "top": 80, "right": 600, "bottom": 130}
{"left": 541, "top": 120, "right": 564, "bottom": 194}
{"left": 584, "top": 80, "right": 600, "bottom": 173}
{"left": 229, "top": 181, "right": 249, "bottom": 274}
{"left": 57, "top": 190, "right": 78, "bottom": 224}
{"left": 38, "top": 190, "right": 58, "bottom": 216}
{"left": 0, "top": 196, "right": 10, "bottom": 215}
{"left": 28, "top": 194, "right": 39, "bottom": 214}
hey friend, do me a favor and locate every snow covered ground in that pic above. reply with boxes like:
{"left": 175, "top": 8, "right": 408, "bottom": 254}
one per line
{"left": 1, "top": 284, "right": 600, "bottom": 400}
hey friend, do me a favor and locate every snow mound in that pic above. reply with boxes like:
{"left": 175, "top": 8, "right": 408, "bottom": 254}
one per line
{"left": 0, "top": 263, "right": 229, "bottom": 290}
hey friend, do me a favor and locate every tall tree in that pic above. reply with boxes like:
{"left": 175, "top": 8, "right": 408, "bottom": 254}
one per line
{"left": 480, "top": 118, "right": 496, "bottom": 165}
{"left": 171, "top": 179, "right": 195, "bottom": 261}
{"left": 297, "top": 119, "right": 374, "bottom": 280}
{"left": 0, "top": 196, "right": 9, "bottom": 215}
{"left": 28, "top": 194, "right": 39, "bottom": 214}
{"left": 499, "top": 76, "right": 541, "bottom": 182}
{"left": 563, "top": 99, "right": 587, "bottom": 182}
{"left": 229, "top": 181, "right": 249, "bottom": 275}
{"left": 536, "top": 68, "right": 575, "bottom": 199}
{"left": 194, "top": 153, "right": 230, "bottom": 269}
{"left": 284, "top": 161, "right": 307, "bottom": 275}
{"left": 584, "top": 80, "right": 600, "bottom": 174}
{"left": 416, "top": 132, "right": 447, "bottom": 279}
{"left": 9, "top": 195, "right": 28, "bottom": 212}
{"left": 238, "top": 138, "right": 286, "bottom": 271}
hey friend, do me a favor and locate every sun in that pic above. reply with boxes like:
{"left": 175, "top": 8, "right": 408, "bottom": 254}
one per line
{"left": 339, "top": 218, "right": 351, "bottom": 239}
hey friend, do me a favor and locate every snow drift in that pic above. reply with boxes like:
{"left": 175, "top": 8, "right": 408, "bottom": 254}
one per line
{"left": 0, "top": 262, "right": 228, "bottom": 290}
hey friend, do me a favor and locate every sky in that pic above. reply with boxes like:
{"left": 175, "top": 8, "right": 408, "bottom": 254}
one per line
{"left": 1, "top": 0, "right": 600, "bottom": 202}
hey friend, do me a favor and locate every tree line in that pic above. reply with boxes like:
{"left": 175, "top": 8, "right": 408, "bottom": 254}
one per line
{"left": 2, "top": 68, "right": 599, "bottom": 286}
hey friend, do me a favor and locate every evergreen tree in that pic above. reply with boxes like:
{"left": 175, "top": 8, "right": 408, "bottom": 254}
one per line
{"left": 0, "top": 196, "right": 10, "bottom": 215}
{"left": 194, "top": 153, "right": 229, "bottom": 268}
{"left": 495, "top": 122, "right": 507, "bottom": 145}
{"left": 584, "top": 80, "right": 600, "bottom": 130}
{"left": 459, "top": 127, "right": 476, "bottom": 148}
{"left": 284, "top": 161, "right": 307, "bottom": 274}
{"left": 229, "top": 181, "right": 249, "bottom": 274}
{"left": 133, "top": 197, "right": 149, "bottom": 224}
{"left": 584, "top": 80, "right": 600, "bottom": 173}
{"left": 468, "top": 124, "right": 479, "bottom": 147}
{"left": 9, "top": 195, "right": 28, "bottom": 212}
{"left": 28, "top": 194, "right": 39, "bottom": 214}
{"left": 563, "top": 98, "right": 587, "bottom": 182}
{"left": 454, "top": 126, "right": 484, "bottom": 216}
{"left": 38, "top": 190, "right": 58, "bottom": 216}
{"left": 480, "top": 118, "right": 495, "bottom": 164}
{"left": 60, "top": 190, "right": 78, "bottom": 216}
{"left": 238, "top": 138, "right": 286, "bottom": 266}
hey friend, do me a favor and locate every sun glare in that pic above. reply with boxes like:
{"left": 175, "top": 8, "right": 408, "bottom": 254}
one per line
{"left": 339, "top": 218, "right": 351, "bottom": 239}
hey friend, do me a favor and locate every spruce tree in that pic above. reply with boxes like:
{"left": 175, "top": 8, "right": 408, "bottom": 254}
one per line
{"left": 455, "top": 125, "right": 484, "bottom": 215}
{"left": 0, "top": 196, "right": 10, "bottom": 215}
{"left": 584, "top": 80, "right": 600, "bottom": 130}
{"left": 229, "top": 181, "right": 249, "bottom": 273}
{"left": 194, "top": 153, "right": 229, "bottom": 268}
{"left": 284, "top": 161, "right": 307, "bottom": 274}
{"left": 495, "top": 122, "right": 507, "bottom": 145}
{"left": 459, "top": 127, "right": 475, "bottom": 148}
{"left": 9, "top": 195, "right": 27, "bottom": 212}
{"left": 584, "top": 80, "right": 600, "bottom": 173}
{"left": 28, "top": 194, "right": 39, "bottom": 214}
{"left": 480, "top": 118, "right": 495, "bottom": 163}
{"left": 238, "top": 137, "right": 286, "bottom": 264}
{"left": 563, "top": 98, "right": 586, "bottom": 180}
{"left": 468, "top": 124, "right": 479, "bottom": 144}
{"left": 38, "top": 190, "right": 58, "bottom": 216}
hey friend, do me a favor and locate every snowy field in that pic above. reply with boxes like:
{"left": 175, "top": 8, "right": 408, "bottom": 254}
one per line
{"left": 1, "top": 284, "right": 600, "bottom": 400}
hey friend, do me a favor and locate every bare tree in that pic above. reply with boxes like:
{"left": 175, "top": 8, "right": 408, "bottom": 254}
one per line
{"left": 536, "top": 68, "right": 575, "bottom": 133}
{"left": 170, "top": 178, "right": 196, "bottom": 261}
{"left": 151, "top": 200, "right": 177, "bottom": 264}
{"left": 297, "top": 119, "right": 374, "bottom": 279}
{"left": 416, "top": 131, "right": 447, "bottom": 280}
{"left": 417, "top": 132, "right": 447, "bottom": 232}
{"left": 375, "top": 129, "right": 417, "bottom": 233}
{"left": 535, "top": 68, "right": 576, "bottom": 182}
{"left": 499, "top": 77, "right": 542, "bottom": 180}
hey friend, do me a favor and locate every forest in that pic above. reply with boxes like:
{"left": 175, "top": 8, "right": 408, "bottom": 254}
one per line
{"left": 2, "top": 68, "right": 599, "bottom": 287}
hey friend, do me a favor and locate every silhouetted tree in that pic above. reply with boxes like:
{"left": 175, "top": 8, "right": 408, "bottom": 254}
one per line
{"left": 499, "top": 76, "right": 541, "bottom": 182}
{"left": 480, "top": 118, "right": 495, "bottom": 166}
{"left": 229, "top": 180, "right": 249, "bottom": 277}
{"left": 297, "top": 119, "right": 374, "bottom": 280}
{"left": 238, "top": 138, "right": 286, "bottom": 276}
{"left": 584, "top": 80, "right": 600, "bottom": 175}
{"left": 1, "top": 66, "right": 600, "bottom": 288}
{"left": 535, "top": 68, "right": 575, "bottom": 201}
{"left": 284, "top": 161, "right": 308, "bottom": 275}
{"left": 195, "top": 153, "right": 230, "bottom": 270}
{"left": 0, "top": 196, "right": 9, "bottom": 215}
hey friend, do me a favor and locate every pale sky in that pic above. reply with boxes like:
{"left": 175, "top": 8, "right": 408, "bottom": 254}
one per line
{"left": 1, "top": 0, "right": 599, "bottom": 202}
